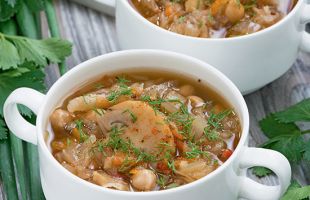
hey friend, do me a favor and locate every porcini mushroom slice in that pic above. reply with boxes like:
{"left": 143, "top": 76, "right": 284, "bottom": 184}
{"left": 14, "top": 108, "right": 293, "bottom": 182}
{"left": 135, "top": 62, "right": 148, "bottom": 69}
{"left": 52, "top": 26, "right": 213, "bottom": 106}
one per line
{"left": 101, "top": 100, "right": 175, "bottom": 155}
{"left": 93, "top": 171, "right": 129, "bottom": 191}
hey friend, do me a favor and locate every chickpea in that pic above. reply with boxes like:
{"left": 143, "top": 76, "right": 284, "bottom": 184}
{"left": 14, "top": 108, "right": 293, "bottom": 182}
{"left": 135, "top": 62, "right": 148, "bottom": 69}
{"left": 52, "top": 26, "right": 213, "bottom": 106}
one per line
{"left": 225, "top": 0, "right": 245, "bottom": 23}
{"left": 131, "top": 168, "right": 156, "bottom": 191}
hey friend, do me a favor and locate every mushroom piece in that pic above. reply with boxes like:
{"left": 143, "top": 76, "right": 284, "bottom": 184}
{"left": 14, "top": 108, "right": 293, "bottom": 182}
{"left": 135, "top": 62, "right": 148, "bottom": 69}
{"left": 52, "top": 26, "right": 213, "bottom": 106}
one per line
{"left": 187, "top": 96, "right": 205, "bottom": 108}
{"left": 161, "top": 90, "right": 187, "bottom": 113}
{"left": 142, "top": 82, "right": 174, "bottom": 99}
{"left": 101, "top": 100, "right": 175, "bottom": 155}
{"left": 130, "top": 168, "right": 157, "bottom": 191}
{"left": 191, "top": 116, "right": 208, "bottom": 140}
{"left": 67, "top": 90, "right": 111, "bottom": 113}
{"left": 93, "top": 171, "right": 129, "bottom": 191}
{"left": 253, "top": 6, "right": 282, "bottom": 27}
{"left": 174, "top": 158, "right": 216, "bottom": 183}
{"left": 50, "top": 109, "right": 73, "bottom": 134}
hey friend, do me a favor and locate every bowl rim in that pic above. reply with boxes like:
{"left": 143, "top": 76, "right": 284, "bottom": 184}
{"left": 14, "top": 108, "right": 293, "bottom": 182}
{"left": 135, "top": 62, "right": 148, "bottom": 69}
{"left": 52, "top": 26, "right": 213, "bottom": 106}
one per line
{"left": 37, "top": 49, "right": 250, "bottom": 196}
{"left": 119, "top": 0, "right": 304, "bottom": 41}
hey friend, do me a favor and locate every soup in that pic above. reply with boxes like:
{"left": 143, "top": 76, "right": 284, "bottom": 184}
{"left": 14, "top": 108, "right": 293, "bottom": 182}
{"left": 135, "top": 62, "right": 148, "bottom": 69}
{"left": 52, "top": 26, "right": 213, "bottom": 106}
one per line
{"left": 49, "top": 71, "right": 241, "bottom": 192}
{"left": 131, "top": 0, "right": 296, "bottom": 38}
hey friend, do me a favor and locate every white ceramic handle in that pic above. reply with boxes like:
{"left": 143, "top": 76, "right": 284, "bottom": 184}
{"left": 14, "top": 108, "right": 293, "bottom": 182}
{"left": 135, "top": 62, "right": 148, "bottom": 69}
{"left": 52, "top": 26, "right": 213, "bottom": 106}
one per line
{"left": 238, "top": 147, "right": 291, "bottom": 200}
{"left": 3, "top": 88, "right": 45, "bottom": 145}
{"left": 300, "top": 3, "right": 310, "bottom": 52}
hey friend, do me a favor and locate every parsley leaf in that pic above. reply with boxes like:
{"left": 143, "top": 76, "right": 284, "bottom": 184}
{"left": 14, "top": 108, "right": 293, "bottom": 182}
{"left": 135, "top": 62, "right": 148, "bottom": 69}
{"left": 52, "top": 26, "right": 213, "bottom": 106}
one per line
{"left": 281, "top": 181, "right": 310, "bottom": 200}
{"left": 0, "top": 64, "right": 45, "bottom": 116}
{"left": 0, "top": 0, "right": 21, "bottom": 21}
{"left": 259, "top": 114, "right": 309, "bottom": 163}
{"left": 261, "top": 134, "right": 305, "bottom": 163}
{"left": 0, "top": 33, "right": 72, "bottom": 70}
{"left": 252, "top": 166, "right": 272, "bottom": 177}
{"left": 303, "top": 140, "right": 310, "bottom": 162}
{"left": 275, "top": 99, "right": 310, "bottom": 123}
{"left": 0, "top": 38, "right": 20, "bottom": 69}
{"left": 0, "top": 117, "right": 8, "bottom": 140}
{"left": 24, "top": 0, "right": 44, "bottom": 12}
{"left": 259, "top": 114, "right": 301, "bottom": 138}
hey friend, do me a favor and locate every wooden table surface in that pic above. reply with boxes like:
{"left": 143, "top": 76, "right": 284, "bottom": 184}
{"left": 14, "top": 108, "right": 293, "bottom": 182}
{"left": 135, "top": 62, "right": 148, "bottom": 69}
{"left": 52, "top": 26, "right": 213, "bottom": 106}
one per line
{"left": 1, "top": 0, "right": 309, "bottom": 199}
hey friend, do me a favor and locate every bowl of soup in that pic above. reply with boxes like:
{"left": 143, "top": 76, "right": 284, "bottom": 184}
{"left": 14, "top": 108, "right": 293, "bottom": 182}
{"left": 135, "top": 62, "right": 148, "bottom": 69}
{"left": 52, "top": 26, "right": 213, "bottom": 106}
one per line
{"left": 3, "top": 50, "right": 291, "bottom": 200}
{"left": 109, "top": 0, "right": 310, "bottom": 94}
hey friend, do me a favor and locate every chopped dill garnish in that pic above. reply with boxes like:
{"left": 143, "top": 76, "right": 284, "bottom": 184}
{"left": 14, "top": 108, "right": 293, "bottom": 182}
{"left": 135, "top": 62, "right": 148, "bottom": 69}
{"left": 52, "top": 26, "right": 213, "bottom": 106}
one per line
{"left": 207, "top": 109, "right": 232, "bottom": 130}
{"left": 178, "top": 16, "right": 186, "bottom": 23}
{"left": 157, "top": 174, "right": 169, "bottom": 188}
{"left": 107, "top": 86, "right": 132, "bottom": 102}
{"left": 116, "top": 76, "right": 130, "bottom": 85}
{"left": 122, "top": 109, "right": 137, "bottom": 123}
{"left": 74, "top": 119, "right": 89, "bottom": 142}
{"left": 167, "top": 160, "right": 176, "bottom": 173}
{"left": 203, "top": 128, "right": 220, "bottom": 141}
{"left": 185, "top": 141, "right": 210, "bottom": 159}
{"left": 97, "top": 142, "right": 104, "bottom": 152}
{"left": 93, "top": 83, "right": 104, "bottom": 89}
{"left": 66, "top": 138, "right": 71, "bottom": 146}
{"left": 92, "top": 108, "right": 105, "bottom": 116}
{"left": 106, "top": 76, "right": 132, "bottom": 102}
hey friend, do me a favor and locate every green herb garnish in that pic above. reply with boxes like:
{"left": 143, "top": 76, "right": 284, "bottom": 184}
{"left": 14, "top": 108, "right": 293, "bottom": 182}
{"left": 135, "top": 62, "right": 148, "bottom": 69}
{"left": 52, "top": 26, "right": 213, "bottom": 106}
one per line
{"left": 122, "top": 109, "right": 137, "bottom": 123}
{"left": 185, "top": 141, "right": 209, "bottom": 159}
{"left": 251, "top": 167, "right": 272, "bottom": 177}
{"left": 253, "top": 98, "right": 310, "bottom": 179}
{"left": 0, "top": 33, "right": 72, "bottom": 70}
{"left": 281, "top": 181, "right": 310, "bottom": 200}
{"left": 74, "top": 119, "right": 89, "bottom": 142}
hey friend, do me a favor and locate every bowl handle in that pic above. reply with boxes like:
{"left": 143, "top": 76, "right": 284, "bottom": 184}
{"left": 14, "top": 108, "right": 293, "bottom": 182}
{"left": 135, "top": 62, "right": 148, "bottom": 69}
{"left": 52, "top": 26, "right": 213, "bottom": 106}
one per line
{"left": 237, "top": 147, "right": 291, "bottom": 200}
{"left": 69, "top": 0, "right": 115, "bottom": 16}
{"left": 300, "top": 3, "right": 310, "bottom": 52}
{"left": 3, "top": 88, "right": 45, "bottom": 145}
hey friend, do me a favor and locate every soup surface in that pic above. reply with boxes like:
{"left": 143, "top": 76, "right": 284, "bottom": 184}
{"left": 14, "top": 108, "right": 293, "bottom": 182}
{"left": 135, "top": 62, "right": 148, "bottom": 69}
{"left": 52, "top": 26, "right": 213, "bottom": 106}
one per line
{"left": 49, "top": 71, "right": 241, "bottom": 191}
{"left": 131, "top": 0, "right": 296, "bottom": 38}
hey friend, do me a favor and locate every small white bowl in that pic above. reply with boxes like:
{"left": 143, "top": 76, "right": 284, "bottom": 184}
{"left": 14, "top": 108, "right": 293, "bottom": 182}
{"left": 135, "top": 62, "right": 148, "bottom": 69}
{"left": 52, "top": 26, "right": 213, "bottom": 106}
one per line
{"left": 111, "top": 0, "right": 310, "bottom": 94}
{"left": 4, "top": 50, "right": 291, "bottom": 200}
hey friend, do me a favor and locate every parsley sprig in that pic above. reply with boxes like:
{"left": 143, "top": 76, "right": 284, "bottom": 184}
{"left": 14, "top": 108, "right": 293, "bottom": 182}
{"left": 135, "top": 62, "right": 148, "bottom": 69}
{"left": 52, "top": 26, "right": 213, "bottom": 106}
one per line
{"left": 258, "top": 99, "right": 310, "bottom": 164}
{"left": 251, "top": 98, "right": 310, "bottom": 200}
{"left": 0, "top": 33, "right": 72, "bottom": 70}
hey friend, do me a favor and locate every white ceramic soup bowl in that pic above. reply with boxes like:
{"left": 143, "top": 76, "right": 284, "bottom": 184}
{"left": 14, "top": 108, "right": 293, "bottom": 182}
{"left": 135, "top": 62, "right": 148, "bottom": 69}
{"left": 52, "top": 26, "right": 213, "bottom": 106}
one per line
{"left": 4, "top": 50, "right": 291, "bottom": 200}
{"left": 96, "top": 0, "right": 310, "bottom": 94}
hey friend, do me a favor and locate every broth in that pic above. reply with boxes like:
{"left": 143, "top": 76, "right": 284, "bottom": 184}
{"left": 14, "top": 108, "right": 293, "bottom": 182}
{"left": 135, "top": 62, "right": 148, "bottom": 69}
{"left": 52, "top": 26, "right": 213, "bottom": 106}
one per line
{"left": 49, "top": 70, "right": 241, "bottom": 191}
{"left": 130, "top": 0, "right": 297, "bottom": 38}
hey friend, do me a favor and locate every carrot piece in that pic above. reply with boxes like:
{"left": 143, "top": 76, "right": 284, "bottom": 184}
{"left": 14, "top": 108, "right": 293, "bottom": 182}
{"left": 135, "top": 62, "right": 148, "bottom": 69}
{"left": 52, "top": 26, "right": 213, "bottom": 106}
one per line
{"left": 171, "top": 128, "right": 184, "bottom": 140}
{"left": 165, "top": 5, "right": 173, "bottom": 16}
{"left": 112, "top": 156, "right": 124, "bottom": 167}
{"left": 221, "top": 149, "right": 233, "bottom": 161}
{"left": 156, "top": 161, "right": 172, "bottom": 174}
